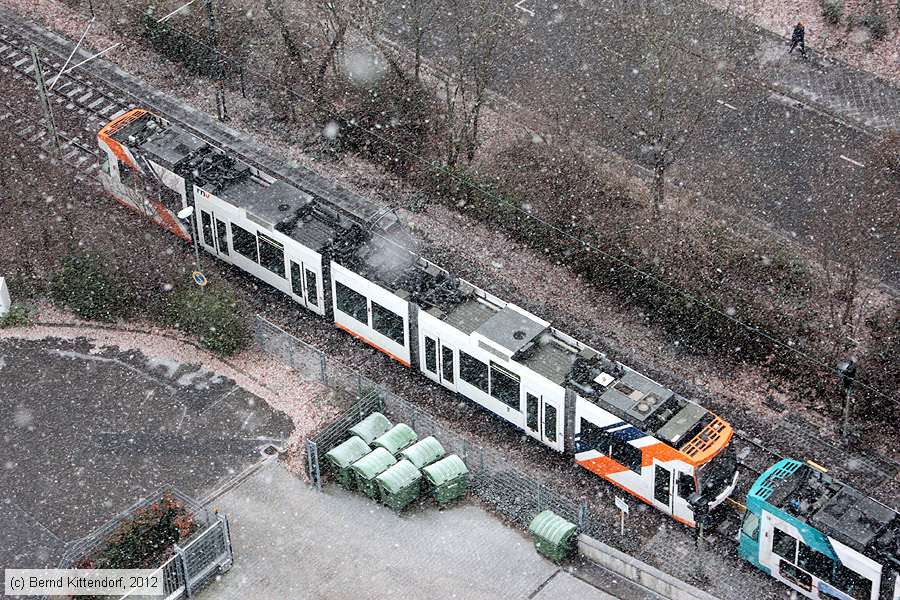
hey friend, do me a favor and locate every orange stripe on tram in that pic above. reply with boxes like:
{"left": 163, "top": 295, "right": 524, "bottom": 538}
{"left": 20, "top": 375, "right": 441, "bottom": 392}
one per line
{"left": 98, "top": 108, "right": 147, "bottom": 171}
{"left": 334, "top": 322, "right": 411, "bottom": 368}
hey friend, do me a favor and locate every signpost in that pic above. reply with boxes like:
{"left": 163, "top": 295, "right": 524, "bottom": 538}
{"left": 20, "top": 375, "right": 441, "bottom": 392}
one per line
{"left": 192, "top": 271, "right": 208, "bottom": 287}
{"left": 615, "top": 496, "right": 628, "bottom": 536}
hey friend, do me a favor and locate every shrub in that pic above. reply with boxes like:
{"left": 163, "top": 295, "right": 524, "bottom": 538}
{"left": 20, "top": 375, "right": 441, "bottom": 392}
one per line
{"left": 822, "top": 0, "right": 843, "bottom": 24}
{"left": 50, "top": 255, "right": 131, "bottom": 322}
{"left": 166, "top": 285, "right": 249, "bottom": 356}
{"left": 0, "top": 304, "right": 29, "bottom": 328}
{"left": 862, "top": 12, "right": 888, "bottom": 40}
{"left": 76, "top": 492, "right": 196, "bottom": 571}
{"left": 326, "top": 72, "right": 443, "bottom": 177}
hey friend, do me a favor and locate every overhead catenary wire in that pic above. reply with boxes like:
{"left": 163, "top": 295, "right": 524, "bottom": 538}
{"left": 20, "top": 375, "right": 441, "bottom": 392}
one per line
{"left": 16, "top": 1, "right": 898, "bottom": 410}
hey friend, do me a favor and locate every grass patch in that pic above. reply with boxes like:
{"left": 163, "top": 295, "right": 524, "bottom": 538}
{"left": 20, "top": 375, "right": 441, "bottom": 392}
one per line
{"left": 0, "top": 304, "right": 30, "bottom": 328}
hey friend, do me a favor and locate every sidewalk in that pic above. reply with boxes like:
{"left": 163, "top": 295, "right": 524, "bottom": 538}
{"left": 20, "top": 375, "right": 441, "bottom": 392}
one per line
{"left": 744, "top": 24, "right": 900, "bottom": 133}
{"left": 197, "top": 461, "right": 661, "bottom": 600}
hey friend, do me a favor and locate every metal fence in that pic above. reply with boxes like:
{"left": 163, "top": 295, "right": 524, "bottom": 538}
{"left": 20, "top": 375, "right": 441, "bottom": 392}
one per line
{"left": 254, "top": 316, "right": 380, "bottom": 399}
{"left": 58, "top": 487, "right": 232, "bottom": 600}
{"left": 254, "top": 315, "right": 635, "bottom": 547}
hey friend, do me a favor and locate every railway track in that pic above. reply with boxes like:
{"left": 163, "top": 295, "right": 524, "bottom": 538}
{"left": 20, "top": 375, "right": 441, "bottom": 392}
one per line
{"left": 0, "top": 4, "right": 405, "bottom": 237}
{"left": 0, "top": 18, "right": 135, "bottom": 177}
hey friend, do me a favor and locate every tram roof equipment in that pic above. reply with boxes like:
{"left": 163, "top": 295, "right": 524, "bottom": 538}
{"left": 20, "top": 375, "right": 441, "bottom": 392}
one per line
{"left": 751, "top": 459, "right": 900, "bottom": 564}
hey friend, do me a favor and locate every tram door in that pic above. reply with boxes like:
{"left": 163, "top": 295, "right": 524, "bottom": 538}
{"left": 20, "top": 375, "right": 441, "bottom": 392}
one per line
{"left": 439, "top": 343, "right": 455, "bottom": 387}
{"left": 288, "top": 260, "right": 320, "bottom": 311}
{"left": 653, "top": 464, "right": 673, "bottom": 513}
{"left": 198, "top": 208, "right": 231, "bottom": 264}
{"left": 524, "top": 391, "right": 562, "bottom": 451}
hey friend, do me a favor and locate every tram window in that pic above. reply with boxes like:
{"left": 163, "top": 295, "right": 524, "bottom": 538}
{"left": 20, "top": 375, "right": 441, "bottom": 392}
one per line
{"left": 119, "top": 162, "right": 134, "bottom": 185}
{"left": 780, "top": 561, "right": 812, "bottom": 591}
{"left": 290, "top": 262, "right": 304, "bottom": 298}
{"left": 231, "top": 223, "right": 258, "bottom": 262}
{"left": 579, "top": 420, "right": 611, "bottom": 454}
{"left": 159, "top": 186, "right": 182, "bottom": 213}
{"left": 544, "top": 404, "right": 557, "bottom": 442}
{"left": 258, "top": 233, "right": 285, "bottom": 278}
{"left": 99, "top": 151, "right": 110, "bottom": 175}
{"left": 610, "top": 437, "right": 642, "bottom": 473}
{"left": 740, "top": 511, "right": 760, "bottom": 541}
{"left": 372, "top": 302, "right": 405, "bottom": 345}
{"left": 305, "top": 268, "right": 318, "bottom": 306}
{"left": 335, "top": 281, "right": 368, "bottom": 324}
{"left": 441, "top": 346, "right": 454, "bottom": 382}
{"left": 526, "top": 394, "right": 539, "bottom": 431}
{"left": 201, "top": 211, "right": 214, "bottom": 247}
{"left": 772, "top": 528, "right": 797, "bottom": 562}
{"left": 677, "top": 473, "right": 696, "bottom": 499}
{"left": 797, "top": 543, "right": 834, "bottom": 582}
{"left": 489, "top": 363, "right": 520, "bottom": 410}
{"left": 832, "top": 564, "right": 872, "bottom": 600}
{"left": 459, "top": 351, "right": 488, "bottom": 393}
{"left": 216, "top": 219, "right": 229, "bottom": 255}
{"left": 424, "top": 337, "right": 437, "bottom": 374}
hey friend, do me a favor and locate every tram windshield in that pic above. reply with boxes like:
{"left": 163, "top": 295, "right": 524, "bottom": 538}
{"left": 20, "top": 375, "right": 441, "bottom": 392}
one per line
{"left": 697, "top": 444, "right": 736, "bottom": 496}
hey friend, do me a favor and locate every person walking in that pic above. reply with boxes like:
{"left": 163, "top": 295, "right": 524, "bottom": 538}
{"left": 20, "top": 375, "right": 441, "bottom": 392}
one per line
{"left": 789, "top": 21, "right": 808, "bottom": 58}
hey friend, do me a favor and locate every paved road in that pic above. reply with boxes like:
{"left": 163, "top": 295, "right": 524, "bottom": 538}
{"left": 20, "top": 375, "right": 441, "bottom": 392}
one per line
{"left": 384, "top": 0, "right": 899, "bottom": 286}
{"left": 197, "top": 459, "right": 662, "bottom": 600}
{"left": 0, "top": 336, "right": 292, "bottom": 575}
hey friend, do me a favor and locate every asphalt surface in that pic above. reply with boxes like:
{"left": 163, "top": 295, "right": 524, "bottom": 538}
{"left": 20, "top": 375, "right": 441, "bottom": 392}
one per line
{"left": 0, "top": 336, "right": 292, "bottom": 574}
{"left": 383, "top": 0, "right": 898, "bottom": 286}
{"left": 197, "top": 459, "right": 661, "bottom": 600}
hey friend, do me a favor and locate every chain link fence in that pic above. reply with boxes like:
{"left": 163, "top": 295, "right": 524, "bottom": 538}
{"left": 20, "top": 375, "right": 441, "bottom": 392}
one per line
{"left": 255, "top": 315, "right": 615, "bottom": 542}
{"left": 57, "top": 487, "right": 232, "bottom": 600}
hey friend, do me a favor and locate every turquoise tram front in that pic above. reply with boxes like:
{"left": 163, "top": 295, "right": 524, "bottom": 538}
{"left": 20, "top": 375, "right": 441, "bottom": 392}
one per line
{"left": 739, "top": 458, "right": 899, "bottom": 600}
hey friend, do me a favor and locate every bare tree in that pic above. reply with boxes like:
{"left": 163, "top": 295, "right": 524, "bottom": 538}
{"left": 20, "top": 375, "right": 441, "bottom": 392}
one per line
{"left": 811, "top": 155, "right": 898, "bottom": 364}
{"left": 433, "top": 0, "right": 509, "bottom": 168}
{"left": 402, "top": 0, "right": 439, "bottom": 81}
{"left": 562, "top": 0, "right": 755, "bottom": 212}
{"left": 262, "top": 0, "right": 354, "bottom": 110}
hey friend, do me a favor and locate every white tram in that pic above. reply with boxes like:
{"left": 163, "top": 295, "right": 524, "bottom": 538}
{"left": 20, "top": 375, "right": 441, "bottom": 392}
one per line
{"left": 97, "top": 109, "right": 739, "bottom": 527}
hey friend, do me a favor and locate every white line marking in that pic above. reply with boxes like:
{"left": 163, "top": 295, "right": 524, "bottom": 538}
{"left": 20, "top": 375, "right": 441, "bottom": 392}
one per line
{"left": 839, "top": 155, "right": 865, "bottom": 167}
{"left": 514, "top": 0, "right": 535, "bottom": 16}
{"left": 716, "top": 99, "right": 738, "bottom": 111}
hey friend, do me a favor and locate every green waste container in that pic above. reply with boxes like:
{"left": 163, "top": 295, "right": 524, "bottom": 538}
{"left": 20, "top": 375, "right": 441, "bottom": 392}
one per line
{"left": 349, "top": 412, "right": 392, "bottom": 445}
{"left": 375, "top": 459, "right": 422, "bottom": 511}
{"left": 422, "top": 454, "right": 469, "bottom": 505}
{"left": 351, "top": 447, "right": 397, "bottom": 499}
{"left": 324, "top": 436, "right": 370, "bottom": 489}
{"left": 372, "top": 423, "right": 417, "bottom": 456}
{"left": 400, "top": 436, "right": 445, "bottom": 468}
{"left": 528, "top": 510, "right": 577, "bottom": 562}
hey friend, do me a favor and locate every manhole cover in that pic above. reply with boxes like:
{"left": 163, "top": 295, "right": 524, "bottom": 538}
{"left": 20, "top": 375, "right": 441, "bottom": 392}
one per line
{"left": 259, "top": 444, "right": 279, "bottom": 457}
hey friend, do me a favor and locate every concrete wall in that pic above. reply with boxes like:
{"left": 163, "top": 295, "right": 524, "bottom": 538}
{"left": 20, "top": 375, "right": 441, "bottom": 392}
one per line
{"left": 577, "top": 534, "right": 723, "bottom": 600}
{"left": 0, "top": 277, "right": 9, "bottom": 316}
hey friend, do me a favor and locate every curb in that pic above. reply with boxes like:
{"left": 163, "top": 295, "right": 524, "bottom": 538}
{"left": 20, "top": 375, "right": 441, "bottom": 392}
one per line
{"left": 577, "top": 534, "right": 724, "bottom": 600}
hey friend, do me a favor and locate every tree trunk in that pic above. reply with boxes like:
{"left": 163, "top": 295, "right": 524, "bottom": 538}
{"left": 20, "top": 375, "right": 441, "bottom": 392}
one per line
{"left": 313, "top": 21, "right": 348, "bottom": 105}
{"left": 654, "top": 158, "right": 666, "bottom": 212}
{"left": 414, "top": 30, "right": 423, "bottom": 81}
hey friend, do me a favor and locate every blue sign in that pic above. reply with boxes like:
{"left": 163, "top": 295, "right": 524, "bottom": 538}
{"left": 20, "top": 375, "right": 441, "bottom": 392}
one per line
{"left": 192, "top": 271, "right": 207, "bottom": 287}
